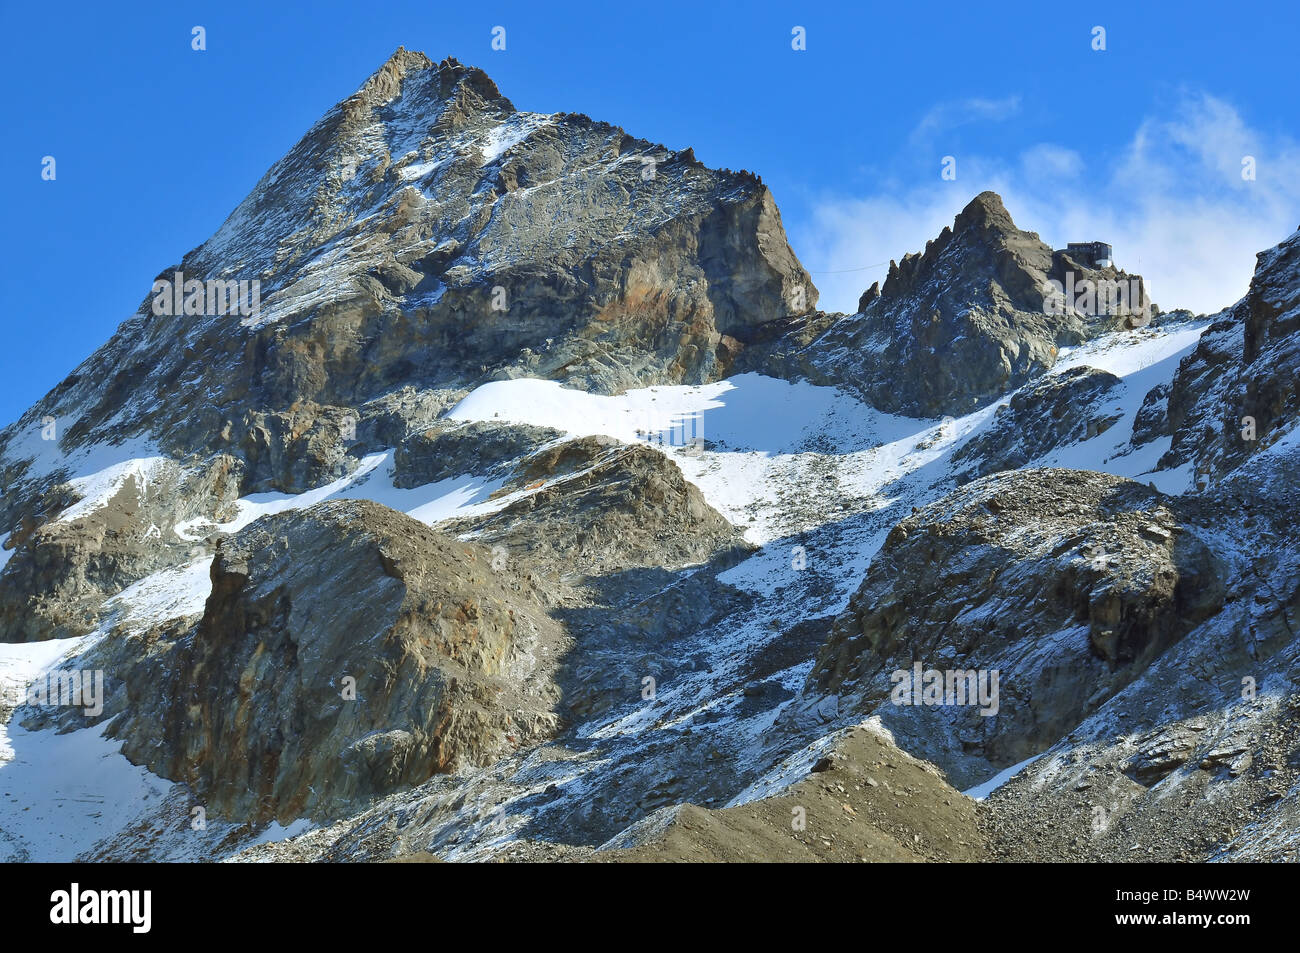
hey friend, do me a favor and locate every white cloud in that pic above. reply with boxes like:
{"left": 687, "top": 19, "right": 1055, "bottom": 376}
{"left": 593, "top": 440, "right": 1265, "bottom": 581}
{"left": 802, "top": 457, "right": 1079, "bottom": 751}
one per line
{"left": 793, "top": 92, "right": 1300, "bottom": 316}
{"left": 910, "top": 95, "right": 1022, "bottom": 143}
{"left": 1020, "top": 144, "right": 1084, "bottom": 182}
{"left": 794, "top": 190, "right": 970, "bottom": 318}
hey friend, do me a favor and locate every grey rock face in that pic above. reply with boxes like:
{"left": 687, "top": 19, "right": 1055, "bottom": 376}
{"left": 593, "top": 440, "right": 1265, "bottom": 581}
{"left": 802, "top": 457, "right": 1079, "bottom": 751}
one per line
{"left": 746, "top": 192, "right": 1148, "bottom": 417}
{"left": 979, "top": 444, "right": 1300, "bottom": 862}
{"left": 1130, "top": 381, "right": 1172, "bottom": 446}
{"left": 393, "top": 420, "right": 563, "bottom": 488}
{"left": 1123, "top": 724, "right": 1203, "bottom": 785}
{"left": 104, "top": 498, "right": 568, "bottom": 824}
{"left": 1160, "top": 226, "right": 1300, "bottom": 482}
{"left": 806, "top": 468, "right": 1224, "bottom": 785}
{"left": 952, "top": 365, "right": 1123, "bottom": 481}
{"left": 352, "top": 386, "right": 467, "bottom": 451}
{"left": 448, "top": 436, "right": 748, "bottom": 581}
{"left": 1156, "top": 314, "right": 1245, "bottom": 481}
{"left": 0, "top": 455, "right": 242, "bottom": 642}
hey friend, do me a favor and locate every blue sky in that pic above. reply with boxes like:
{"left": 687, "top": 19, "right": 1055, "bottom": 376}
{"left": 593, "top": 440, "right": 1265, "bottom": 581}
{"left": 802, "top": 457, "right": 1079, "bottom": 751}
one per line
{"left": 4, "top": 0, "right": 1299, "bottom": 425}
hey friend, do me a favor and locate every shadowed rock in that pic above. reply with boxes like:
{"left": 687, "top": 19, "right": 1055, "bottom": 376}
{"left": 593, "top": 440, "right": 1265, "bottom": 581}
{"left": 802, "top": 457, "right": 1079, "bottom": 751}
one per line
{"left": 806, "top": 468, "right": 1224, "bottom": 786}
{"left": 952, "top": 365, "right": 1123, "bottom": 481}
{"left": 106, "top": 498, "right": 568, "bottom": 824}
{"left": 1159, "top": 225, "right": 1300, "bottom": 483}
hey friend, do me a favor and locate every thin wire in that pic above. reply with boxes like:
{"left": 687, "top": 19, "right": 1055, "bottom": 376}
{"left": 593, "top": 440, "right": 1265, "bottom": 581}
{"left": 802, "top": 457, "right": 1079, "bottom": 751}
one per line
{"left": 805, "top": 260, "right": 892, "bottom": 275}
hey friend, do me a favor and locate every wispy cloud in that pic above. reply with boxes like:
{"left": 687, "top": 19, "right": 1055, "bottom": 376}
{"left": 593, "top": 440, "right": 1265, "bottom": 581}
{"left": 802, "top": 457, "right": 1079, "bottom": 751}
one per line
{"left": 909, "top": 95, "right": 1022, "bottom": 143}
{"left": 793, "top": 91, "right": 1300, "bottom": 316}
{"left": 1019, "top": 144, "right": 1084, "bottom": 182}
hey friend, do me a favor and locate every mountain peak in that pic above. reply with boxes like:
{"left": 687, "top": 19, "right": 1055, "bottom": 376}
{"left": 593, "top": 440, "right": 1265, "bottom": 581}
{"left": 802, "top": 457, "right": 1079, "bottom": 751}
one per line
{"left": 0, "top": 43, "right": 813, "bottom": 502}
{"left": 870, "top": 190, "right": 1046, "bottom": 311}
{"left": 953, "top": 190, "right": 1016, "bottom": 235}
{"left": 786, "top": 190, "right": 1153, "bottom": 416}
{"left": 381, "top": 45, "right": 434, "bottom": 72}
{"left": 351, "top": 48, "right": 510, "bottom": 114}
{"left": 353, "top": 46, "right": 434, "bottom": 105}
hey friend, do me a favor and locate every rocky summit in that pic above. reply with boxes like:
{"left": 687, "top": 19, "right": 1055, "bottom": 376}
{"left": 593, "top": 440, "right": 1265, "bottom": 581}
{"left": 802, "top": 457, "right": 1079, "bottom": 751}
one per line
{"left": 744, "top": 191, "right": 1152, "bottom": 417}
{"left": 3, "top": 47, "right": 1300, "bottom": 867}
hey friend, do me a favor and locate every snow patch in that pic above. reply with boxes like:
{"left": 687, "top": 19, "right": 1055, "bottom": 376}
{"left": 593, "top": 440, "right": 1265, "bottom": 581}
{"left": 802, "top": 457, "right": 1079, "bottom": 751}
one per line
{"left": 963, "top": 753, "right": 1046, "bottom": 801}
{"left": 479, "top": 113, "right": 553, "bottom": 166}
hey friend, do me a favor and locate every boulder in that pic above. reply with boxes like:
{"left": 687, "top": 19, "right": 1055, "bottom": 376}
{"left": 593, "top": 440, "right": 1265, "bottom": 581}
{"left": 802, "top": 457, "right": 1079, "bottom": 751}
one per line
{"left": 952, "top": 365, "right": 1122, "bottom": 480}
{"left": 807, "top": 468, "right": 1224, "bottom": 784}
{"left": 106, "top": 498, "right": 568, "bottom": 824}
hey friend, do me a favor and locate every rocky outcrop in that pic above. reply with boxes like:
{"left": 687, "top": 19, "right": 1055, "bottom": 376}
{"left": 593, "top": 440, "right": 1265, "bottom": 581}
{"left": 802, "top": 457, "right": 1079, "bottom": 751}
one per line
{"left": 433, "top": 436, "right": 750, "bottom": 727}
{"left": 806, "top": 468, "right": 1224, "bottom": 786}
{"left": 952, "top": 365, "right": 1123, "bottom": 481}
{"left": 0, "top": 455, "right": 241, "bottom": 642}
{"left": 1130, "top": 381, "right": 1172, "bottom": 447}
{"left": 103, "top": 499, "right": 568, "bottom": 824}
{"left": 980, "top": 445, "right": 1300, "bottom": 862}
{"left": 450, "top": 436, "right": 747, "bottom": 579}
{"left": 746, "top": 192, "right": 1148, "bottom": 417}
{"left": 1158, "top": 226, "right": 1300, "bottom": 483}
{"left": 393, "top": 420, "right": 563, "bottom": 488}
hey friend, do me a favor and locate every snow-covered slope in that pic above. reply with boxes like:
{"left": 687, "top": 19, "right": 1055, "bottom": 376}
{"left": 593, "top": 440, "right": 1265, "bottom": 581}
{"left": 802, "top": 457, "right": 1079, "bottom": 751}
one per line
{"left": 0, "top": 305, "right": 1235, "bottom": 860}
